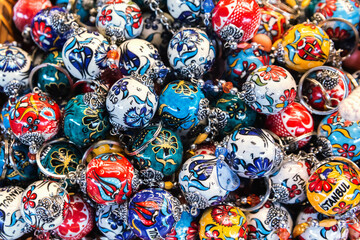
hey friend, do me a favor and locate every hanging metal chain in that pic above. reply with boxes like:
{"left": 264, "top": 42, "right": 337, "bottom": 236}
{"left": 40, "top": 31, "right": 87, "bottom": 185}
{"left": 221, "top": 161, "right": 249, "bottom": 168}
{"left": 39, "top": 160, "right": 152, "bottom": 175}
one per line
{"left": 146, "top": 0, "right": 175, "bottom": 35}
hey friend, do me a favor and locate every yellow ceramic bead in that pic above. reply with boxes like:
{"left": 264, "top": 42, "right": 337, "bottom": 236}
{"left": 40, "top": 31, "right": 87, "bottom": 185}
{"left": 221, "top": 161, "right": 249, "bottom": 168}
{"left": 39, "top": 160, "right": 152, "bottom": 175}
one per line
{"left": 281, "top": 23, "right": 331, "bottom": 72}
{"left": 306, "top": 157, "right": 360, "bottom": 216}
{"left": 199, "top": 205, "right": 247, "bottom": 240}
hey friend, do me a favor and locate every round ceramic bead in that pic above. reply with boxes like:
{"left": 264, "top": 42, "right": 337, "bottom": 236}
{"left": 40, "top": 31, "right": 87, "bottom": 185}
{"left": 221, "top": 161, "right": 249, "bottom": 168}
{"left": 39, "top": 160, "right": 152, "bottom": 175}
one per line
{"left": 0, "top": 186, "right": 29, "bottom": 240}
{"left": 86, "top": 153, "right": 138, "bottom": 205}
{"left": 199, "top": 205, "right": 247, "bottom": 240}
{"left": 37, "top": 141, "right": 83, "bottom": 180}
{"left": 140, "top": 12, "right": 174, "bottom": 54}
{"left": 128, "top": 188, "right": 181, "bottom": 240}
{"left": 306, "top": 157, "right": 360, "bottom": 216}
{"left": 96, "top": 204, "right": 135, "bottom": 240}
{"left": 243, "top": 65, "right": 297, "bottom": 115}
{"left": 31, "top": 7, "right": 70, "bottom": 52}
{"left": 314, "top": 0, "right": 360, "bottom": 39}
{"left": 280, "top": 23, "right": 331, "bottom": 72}
{"left": 62, "top": 30, "right": 110, "bottom": 80}
{"left": 165, "top": 211, "right": 198, "bottom": 240}
{"left": 266, "top": 102, "right": 314, "bottom": 148}
{"left": 212, "top": 0, "right": 261, "bottom": 43}
{"left": 270, "top": 158, "right": 311, "bottom": 204}
{"left": 301, "top": 67, "right": 351, "bottom": 113}
{"left": 215, "top": 93, "right": 257, "bottom": 135}
{"left": 0, "top": 141, "right": 37, "bottom": 182}
{"left": 96, "top": 1, "right": 143, "bottom": 40}
{"left": 83, "top": 140, "right": 124, "bottom": 164}
{"left": 158, "top": 80, "right": 206, "bottom": 137}
{"left": 225, "top": 127, "right": 283, "bottom": 178}
{"left": 12, "top": 0, "right": 52, "bottom": 32}
{"left": 225, "top": 47, "right": 270, "bottom": 87}
{"left": 63, "top": 94, "right": 111, "bottom": 148}
{"left": 0, "top": 45, "right": 32, "bottom": 95}
{"left": 36, "top": 51, "right": 71, "bottom": 101}
{"left": 258, "top": 6, "right": 286, "bottom": 42}
{"left": 167, "top": 28, "right": 216, "bottom": 79}
{"left": 131, "top": 125, "right": 183, "bottom": 177}
{"left": 295, "top": 206, "right": 349, "bottom": 240}
{"left": 55, "top": 194, "right": 95, "bottom": 240}
{"left": 20, "top": 180, "right": 70, "bottom": 230}
{"left": 167, "top": 0, "right": 201, "bottom": 25}
{"left": 179, "top": 154, "right": 240, "bottom": 209}
{"left": 106, "top": 77, "right": 158, "bottom": 131}
{"left": 9, "top": 92, "right": 61, "bottom": 149}
{"left": 118, "top": 39, "right": 168, "bottom": 82}
{"left": 246, "top": 201, "right": 293, "bottom": 240}
{"left": 318, "top": 111, "right": 360, "bottom": 161}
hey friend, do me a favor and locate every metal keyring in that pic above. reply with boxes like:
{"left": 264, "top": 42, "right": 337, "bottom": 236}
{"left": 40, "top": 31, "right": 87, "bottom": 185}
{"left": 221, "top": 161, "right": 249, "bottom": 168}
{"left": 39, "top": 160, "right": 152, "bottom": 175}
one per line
{"left": 28, "top": 62, "right": 74, "bottom": 98}
{"left": 36, "top": 138, "right": 80, "bottom": 180}
{"left": 319, "top": 17, "right": 360, "bottom": 61}
{"left": 298, "top": 66, "right": 350, "bottom": 115}
{"left": 239, "top": 177, "right": 272, "bottom": 212}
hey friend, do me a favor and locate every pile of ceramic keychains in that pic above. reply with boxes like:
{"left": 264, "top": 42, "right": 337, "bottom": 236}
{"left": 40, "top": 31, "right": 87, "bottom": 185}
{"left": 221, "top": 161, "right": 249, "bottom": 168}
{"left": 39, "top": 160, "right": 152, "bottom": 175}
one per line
{"left": 1, "top": 0, "right": 360, "bottom": 239}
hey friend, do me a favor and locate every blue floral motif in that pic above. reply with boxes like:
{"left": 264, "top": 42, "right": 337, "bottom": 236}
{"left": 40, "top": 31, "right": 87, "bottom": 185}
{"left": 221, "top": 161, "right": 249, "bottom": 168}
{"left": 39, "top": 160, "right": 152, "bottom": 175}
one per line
{"left": 124, "top": 107, "right": 153, "bottom": 128}
{"left": 245, "top": 157, "right": 273, "bottom": 178}
{"left": 170, "top": 29, "right": 199, "bottom": 52}
{"left": 0, "top": 47, "right": 28, "bottom": 72}
{"left": 112, "top": 80, "right": 129, "bottom": 99}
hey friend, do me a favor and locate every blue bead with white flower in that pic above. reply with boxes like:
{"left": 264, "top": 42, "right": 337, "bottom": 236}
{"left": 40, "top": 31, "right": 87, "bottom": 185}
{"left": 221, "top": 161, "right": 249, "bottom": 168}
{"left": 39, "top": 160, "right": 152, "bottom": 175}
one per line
{"left": 106, "top": 77, "right": 158, "bottom": 132}
{"left": 225, "top": 127, "right": 283, "bottom": 178}
{"left": 167, "top": 27, "right": 216, "bottom": 79}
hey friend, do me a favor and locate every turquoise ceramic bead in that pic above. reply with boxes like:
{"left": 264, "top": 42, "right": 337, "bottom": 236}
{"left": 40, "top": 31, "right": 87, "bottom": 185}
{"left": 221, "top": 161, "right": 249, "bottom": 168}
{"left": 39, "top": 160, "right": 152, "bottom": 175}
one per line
{"left": 318, "top": 111, "right": 360, "bottom": 162}
{"left": 0, "top": 142, "right": 37, "bottom": 183}
{"left": 131, "top": 125, "right": 183, "bottom": 176}
{"left": 64, "top": 94, "right": 111, "bottom": 148}
{"left": 37, "top": 51, "right": 71, "bottom": 100}
{"left": 38, "top": 141, "right": 83, "bottom": 179}
{"left": 216, "top": 93, "right": 257, "bottom": 135}
{"left": 158, "top": 80, "right": 206, "bottom": 135}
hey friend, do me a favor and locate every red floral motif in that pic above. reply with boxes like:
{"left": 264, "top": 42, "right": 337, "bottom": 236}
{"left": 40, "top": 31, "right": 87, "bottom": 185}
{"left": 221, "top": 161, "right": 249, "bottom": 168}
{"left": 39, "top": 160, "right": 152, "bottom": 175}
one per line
{"left": 99, "top": 9, "right": 112, "bottom": 25}
{"left": 288, "top": 184, "right": 302, "bottom": 199}
{"left": 186, "top": 221, "right": 199, "bottom": 240}
{"left": 343, "top": 164, "right": 360, "bottom": 185}
{"left": 22, "top": 188, "right": 37, "bottom": 210}
{"left": 211, "top": 205, "right": 237, "bottom": 227}
{"left": 212, "top": 4, "right": 230, "bottom": 28}
{"left": 276, "top": 88, "right": 296, "bottom": 109}
{"left": 308, "top": 168, "right": 337, "bottom": 193}
{"left": 316, "top": 0, "right": 337, "bottom": 17}
{"left": 337, "top": 144, "right": 357, "bottom": 158}
{"left": 259, "top": 65, "right": 287, "bottom": 81}
{"left": 333, "top": 201, "right": 352, "bottom": 214}
{"left": 32, "top": 21, "right": 52, "bottom": 47}
{"left": 305, "top": 161, "right": 312, "bottom": 176}
{"left": 326, "top": 27, "right": 350, "bottom": 41}
{"left": 57, "top": 201, "right": 88, "bottom": 236}
{"left": 204, "top": 229, "right": 222, "bottom": 240}
{"left": 126, "top": 6, "right": 142, "bottom": 29}
{"left": 165, "top": 228, "right": 177, "bottom": 240}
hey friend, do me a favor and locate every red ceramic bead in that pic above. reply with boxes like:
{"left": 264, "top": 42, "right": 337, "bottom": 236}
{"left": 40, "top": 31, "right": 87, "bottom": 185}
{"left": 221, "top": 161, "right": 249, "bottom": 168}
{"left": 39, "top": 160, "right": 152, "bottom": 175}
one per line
{"left": 212, "top": 0, "right": 261, "bottom": 43}
{"left": 55, "top": 194, "right": 95, "bottom": 240}
{"left": 265, "top": 102, "right": 314, "bottom": 148}
{"left": 13, "top": 0, "right": 52, "bottom": 32}
{"left": 9, "top": 92, "right": 61, "bottom": 145}
{"left": 86, "top": 153, "right": 137, "bottom": 205}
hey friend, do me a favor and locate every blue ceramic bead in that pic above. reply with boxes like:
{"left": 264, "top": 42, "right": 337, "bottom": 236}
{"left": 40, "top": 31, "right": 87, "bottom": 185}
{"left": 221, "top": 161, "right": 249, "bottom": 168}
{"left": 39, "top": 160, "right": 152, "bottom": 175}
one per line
{"left": 166, "top": 211, "right": 198, "bottom": 239}
{"left": 128, "top": 188, "right": 179, "bottom": 240}
{"left": 64, "top": 94, "right": 111, "bottom": 148}
{"left": 37, "top": 51, "right": 70, "bottom": 101}
{"left": 314, "top": 0, "right": 360, "bottom": 38}
{"left": 158, "top": 80, "right": 206, "bottom": 135}
{"left": 131, "top": 125, "right": 183, "bottom": 176}
{"left": 38, "top": 141, "right": 82, "bottom": 180}
{"left": 96, "top": 204, "right": 135, "bottom": 240}
{"left": 31, "top": 7, "right": 70, "bottom": 52}
{"left": 216, "top": 93, "right": 257, "bottom": 135}
{"left": 225, "top": 48, "right": 270, "bottom": 88}
{"left": 318, "top": 111, "right": 360, "bottom": 162}
{"left": 1, "top": 101, "right": 11, "bottom": 131}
